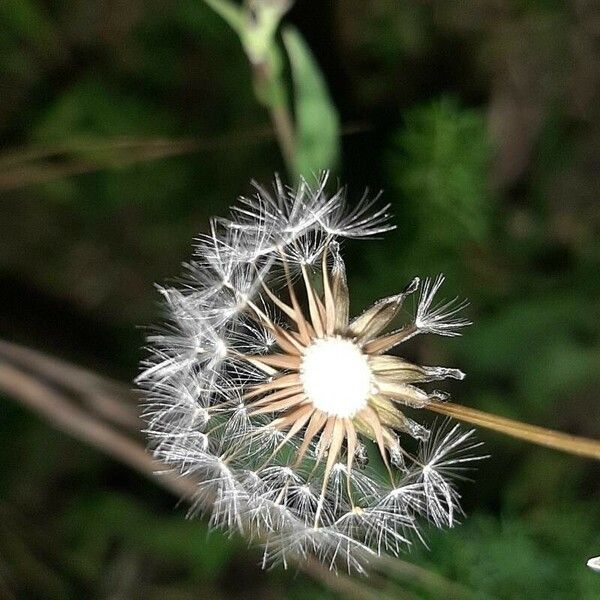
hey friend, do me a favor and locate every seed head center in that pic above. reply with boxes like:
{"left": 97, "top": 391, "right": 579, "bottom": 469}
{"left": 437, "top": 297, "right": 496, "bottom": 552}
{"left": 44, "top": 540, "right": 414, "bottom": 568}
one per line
{"left": 300, "top": 337, "right": 371, "bottom": 418}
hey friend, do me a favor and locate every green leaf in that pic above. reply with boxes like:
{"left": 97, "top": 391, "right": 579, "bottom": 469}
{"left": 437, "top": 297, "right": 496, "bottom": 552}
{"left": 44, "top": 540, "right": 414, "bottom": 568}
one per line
{"left": 283, "top": 26, "right": 340, "bottom": 179}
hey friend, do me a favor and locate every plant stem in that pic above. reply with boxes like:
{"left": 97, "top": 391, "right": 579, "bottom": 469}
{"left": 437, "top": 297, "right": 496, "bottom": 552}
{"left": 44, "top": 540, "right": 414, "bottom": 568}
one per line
{"left": 252, "top": 62, "right": 296, "bottom": 174}
{"left": 269, "top": 101, "right": 296, "bottom": 174}
{"left": 428, "top": 401, "right": 600, "bottom": 460}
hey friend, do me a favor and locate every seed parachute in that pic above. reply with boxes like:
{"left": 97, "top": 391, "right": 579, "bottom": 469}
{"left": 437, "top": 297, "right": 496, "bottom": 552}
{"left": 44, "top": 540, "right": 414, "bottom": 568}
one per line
{"left": 138, "top": 173, "right": 483, "bottom": 572}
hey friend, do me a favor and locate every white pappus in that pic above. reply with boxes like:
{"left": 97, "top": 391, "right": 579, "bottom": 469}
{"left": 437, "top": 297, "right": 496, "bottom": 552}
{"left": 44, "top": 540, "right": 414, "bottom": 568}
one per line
{"left": 138, "top": 172, "right": 483, "bottom": 573}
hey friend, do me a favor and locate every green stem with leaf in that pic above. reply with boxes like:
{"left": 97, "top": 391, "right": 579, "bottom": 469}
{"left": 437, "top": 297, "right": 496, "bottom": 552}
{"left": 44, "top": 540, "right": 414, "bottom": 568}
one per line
{"left": 202, "top": 0, "right": 339, "bottom": 179}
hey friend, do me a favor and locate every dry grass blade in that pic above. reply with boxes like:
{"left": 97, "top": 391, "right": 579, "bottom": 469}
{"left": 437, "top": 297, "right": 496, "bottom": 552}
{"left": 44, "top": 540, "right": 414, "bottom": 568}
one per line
{"left": 374, "top": 554, "right": 484, "bottom": 600}
{"left": 428, "top": 400, "right": 600, "bottom": 460}
{"left": 303, "top": 556, "right": 420, "bottom": 600}
{"left": 0, "top": 360, "right": 194, "bottom": 500}
{"left": 0, "top": 122, "right": 371, "bottom": 191}
{"left": 0, "top": 135, "right": 247, "bottom": 191}
{"left": 0, "top": 339, "right": 139, "bottom": 432}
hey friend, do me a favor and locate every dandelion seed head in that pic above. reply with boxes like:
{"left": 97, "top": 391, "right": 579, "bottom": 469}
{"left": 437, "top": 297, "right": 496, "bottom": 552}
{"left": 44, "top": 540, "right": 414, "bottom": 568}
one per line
{"left": 139, "top": 172, "right": 480, "bottom": 572}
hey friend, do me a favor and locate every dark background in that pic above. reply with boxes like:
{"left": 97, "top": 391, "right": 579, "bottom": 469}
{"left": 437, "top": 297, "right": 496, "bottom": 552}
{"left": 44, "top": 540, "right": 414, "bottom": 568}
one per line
{"left": 1, "top": 1, "right": 599, "bottom": 598}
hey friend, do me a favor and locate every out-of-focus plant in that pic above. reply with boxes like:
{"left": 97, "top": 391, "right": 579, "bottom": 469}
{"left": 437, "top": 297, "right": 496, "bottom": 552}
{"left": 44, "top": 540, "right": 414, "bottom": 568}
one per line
{"left": 394, "top": 98, "right": 491, "bottom": 248}
{"left": 203, "top": 0, "right": 340, "bottom": 178}
{"left": 384, "top": 98, "right": 492, "bottom": 287}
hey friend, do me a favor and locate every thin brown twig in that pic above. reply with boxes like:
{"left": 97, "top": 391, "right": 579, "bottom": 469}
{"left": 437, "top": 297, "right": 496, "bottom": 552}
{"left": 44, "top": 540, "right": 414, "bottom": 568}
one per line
{"left": 0, "top": 339, "right": 131, "bottom": 396}
{"left": 0, "top": 361, "right": 196, "bottom": 500}
{"left": 375, "top": 554, "right": 479, "bottom": 599}
{"left": 0, "top": 339, "right": 139, "bottom": 432}
{"left": 0, "top": 123, "right": 370, "bottom": 191}
{"left": 302, "top": 556, "right": 419, "bottom": 600}
{"left": 0, "top": 131, "right": 269, "bottom": 171}
{"left": 0, "top": 131, "right": 268, "bottom": 190}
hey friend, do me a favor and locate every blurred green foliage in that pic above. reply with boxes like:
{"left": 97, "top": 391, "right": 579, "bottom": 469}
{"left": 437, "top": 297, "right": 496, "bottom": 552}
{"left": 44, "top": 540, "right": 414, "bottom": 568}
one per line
{"left": 393, "top": 98, "right": 491, "bottom": 248}
{"left": 1, "top": 1, "right": 599, "bottom": 599}
{"left": 283, "top": 25, "right": 340, "bottom": 178}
